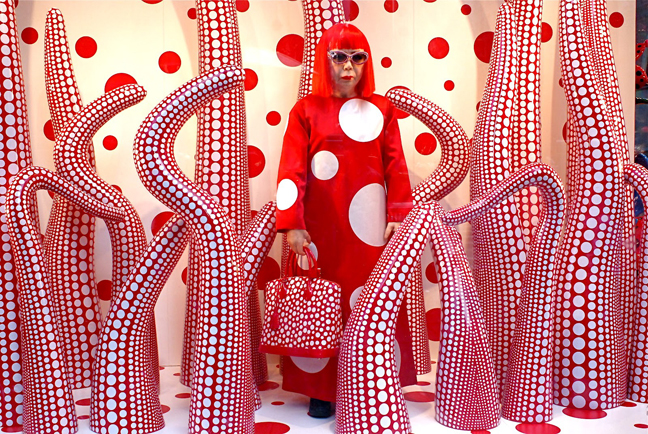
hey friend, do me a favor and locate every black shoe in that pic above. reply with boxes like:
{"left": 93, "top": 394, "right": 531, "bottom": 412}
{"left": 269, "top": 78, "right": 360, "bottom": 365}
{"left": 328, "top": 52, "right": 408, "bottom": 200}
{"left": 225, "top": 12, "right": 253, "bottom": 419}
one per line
{"left": 308, "top": 398, "right": 333, "bottom": 418}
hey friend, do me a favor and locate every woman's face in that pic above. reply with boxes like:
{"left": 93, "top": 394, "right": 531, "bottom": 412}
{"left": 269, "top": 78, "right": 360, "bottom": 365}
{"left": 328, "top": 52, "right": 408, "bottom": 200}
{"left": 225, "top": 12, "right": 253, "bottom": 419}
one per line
{"left": 328, "top": 47, "right": 366, "bottom": 98}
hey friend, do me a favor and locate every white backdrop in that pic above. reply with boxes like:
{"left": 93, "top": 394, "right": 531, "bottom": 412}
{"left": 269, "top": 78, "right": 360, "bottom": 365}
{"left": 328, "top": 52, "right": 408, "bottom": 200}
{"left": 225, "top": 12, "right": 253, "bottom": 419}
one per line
{"left": 14, "top": 0, "right": 635, "bottom": 366}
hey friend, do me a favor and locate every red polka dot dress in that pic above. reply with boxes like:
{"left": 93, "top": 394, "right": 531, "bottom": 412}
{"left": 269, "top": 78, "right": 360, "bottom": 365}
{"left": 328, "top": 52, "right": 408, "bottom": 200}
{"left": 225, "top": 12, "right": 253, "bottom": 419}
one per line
{"left": 276, "top": 93, "right": 416, "bottom": 401}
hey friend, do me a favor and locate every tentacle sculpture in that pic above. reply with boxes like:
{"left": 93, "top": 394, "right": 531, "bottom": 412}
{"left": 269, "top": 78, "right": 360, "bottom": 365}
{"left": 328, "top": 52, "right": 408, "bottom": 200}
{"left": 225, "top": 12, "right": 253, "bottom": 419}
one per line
{"left": 134, "top": 67, "right": 257, "bottom": 432}
{"left": 386, "top": 87, "right": 470, "bottom": 374}
{"left": 6, "top": 166, "right": 125, "bottom": 434}
{"left": 553, "top": 0, "right": 627, "bottom": 409}
{"left": 43, "top": 9, "right": 100, "bottom": 388}
{"left": 0, "top": 0, "right": 39, "bottom": 428}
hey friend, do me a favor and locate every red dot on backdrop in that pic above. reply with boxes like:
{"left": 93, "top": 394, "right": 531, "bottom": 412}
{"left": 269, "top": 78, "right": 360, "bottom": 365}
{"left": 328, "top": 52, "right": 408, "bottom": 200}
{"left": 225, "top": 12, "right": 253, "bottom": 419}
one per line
{"left": 381, "top": 57, "right": 392, "bottom": 68}
{"left": 236, "top": 0, "right": 250, "bottom": 12}
{"left": 344, "top": 0, "right": 360, "bottom": 21}
{"left": 151, "top": 211, "right": 174, "bottom": 236}
{"left": 244, "top": 68, "right": 259, "bottom": 91}
{"left": 515, "top": 423, "right": 561, "bottom": 434}
{"left": 562, "top": 122, "right": 568, "bottom": 141}
{"left": 541, "top": 22, "right": 553, "bottom": 43}
{"left": 562, "top": 408, "right": 606, "bottom": 419}
{"left": 474, "top": 31, "right": 494, "bottom": 64}
{"left": 111, "top": 185, "right": 122, "bottom": 194}
{"left": 558, "top": 78, "right": 564, "bottom": 88}
{"left": 43, "top": 119, "right": 55, "bottom": 141}
{"left": 258, "top": 381, "right": 280, "bottom": 391}
{"left": 97, "top": 280, "right": 112, "bottom": 301}
{"left": 76, "top": 398, "right": 91, "bottom": 406}
{"left": 276, "top": 34, "right": 304, "bottom": 67}
{"left": 187, "top": 7, "right": 196, "bottom": 19}
{"left": 384, "top": 0, "right": 398, "bottom": 13}
{"left": 428, "top": 37, "right": 450, "bottom": 59}
{"left": 142, "top": 0, "right": 163, "bottom": 3}
{"left": 159, "top": 51, "right": 182, "bottom": 74}
{"left": 175, "top": 393, "right": 191, "bottom": 399}
{"left": 47, "top": 190, "right": 55, "bottom": 199}
{"left": 609, "top": 12, "right": 624, "bottom": 28}
{"left": 425, "top": 261, "right": 439, "bottom": 283}
{"left": 248, "top": 145, "right": 266, "bottom": 178}
{"left": 461, "top": 4, "right": 472, "bottom": 15}
{"left": 161, "top": 405, "right": 171, "bottom": 414}
{"left": 21, "top": 27, "right": 38, "bottom": 44}
{"left": 103, "top": 135, "right": 118, "bottom": 151}
{"left": 423, "top": 0, "right": 436, "bottom": 3}
{"left": 257, "top": 257, "right": 280, "bottom": 290}
{"left": 426, "top": 308, "right": 440, "bottom": 341}
{"left": 105, "top": 73, "right": 138, "bottom": 93}
{"left": 415, "top": 132, "right": 438, "bottom": 156}
{"left": 14, "top": 0, "right": 19, "bottom": 7}
{"left": 181, "top": 267, "right": 188, "bottom": 285}
{"left": 255, "top": 422, "right": 291, "bottom": 434}
{"left": 75, "top": 36, "right": 97, "bottom": 58}
{"left": 266, "top": 111, "right": 281, "bottom": 126}
{"left": 476, "top": 101, "right": 481, "bottom": 111}
{"left": 444, "top": 80, "right": 455, "bottom": 91}
{"left": 404, "top": 391, "right": 435, "bottom": 402}
{"left": 386, "top": 86, "right": 411, "bottom": 119}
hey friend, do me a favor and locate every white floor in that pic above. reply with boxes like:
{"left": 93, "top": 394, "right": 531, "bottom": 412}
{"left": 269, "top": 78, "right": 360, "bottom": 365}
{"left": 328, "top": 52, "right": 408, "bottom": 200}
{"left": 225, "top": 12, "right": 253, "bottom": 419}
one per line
{"left": 11, "top": 361, "right": 648, "bottom": 434}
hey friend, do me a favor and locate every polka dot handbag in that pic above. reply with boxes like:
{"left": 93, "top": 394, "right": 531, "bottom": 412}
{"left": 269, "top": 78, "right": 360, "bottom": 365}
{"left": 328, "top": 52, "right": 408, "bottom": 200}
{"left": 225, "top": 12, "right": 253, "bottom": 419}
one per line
{"left": 260, "top": 248, "right": 343, "bottom": 358}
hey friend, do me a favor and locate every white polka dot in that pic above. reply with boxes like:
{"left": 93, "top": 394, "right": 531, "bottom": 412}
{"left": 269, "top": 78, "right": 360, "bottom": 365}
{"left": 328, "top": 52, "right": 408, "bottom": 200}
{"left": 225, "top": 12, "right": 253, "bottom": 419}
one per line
{"left": 339, "top": 99, "right": 384, "bottom": 142}
{"left": 348, "top": 183, "right": 387, "bottom": 247}
{"left": 297, "top": 242, "right": 318, "bottom": 270}
{"left": 291, "top": 356, "right": 329, "bottom": 373}
{"left": 311, "top": 150, "right": 339, "bottom": 180}
{"left": 349, "top": 286, "right": 363, "bottom": 309}
{"left": 276, "top": 179, "right": 298, "bottom": 210}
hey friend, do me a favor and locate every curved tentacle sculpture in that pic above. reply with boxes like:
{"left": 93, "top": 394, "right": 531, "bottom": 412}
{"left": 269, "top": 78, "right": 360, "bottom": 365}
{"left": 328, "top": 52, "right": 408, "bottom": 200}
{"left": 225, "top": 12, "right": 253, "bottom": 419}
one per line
{"left": 43, "top": 9, "right": 101, "bottom": 388}
{"left": 134, "top": 67, "right": 256, "bottom": 432}
{"left": 6, "top": 166, "right": 125, "bottom": 434}
{"left": 0, "top": 0, "right": 38, "bottom": 428}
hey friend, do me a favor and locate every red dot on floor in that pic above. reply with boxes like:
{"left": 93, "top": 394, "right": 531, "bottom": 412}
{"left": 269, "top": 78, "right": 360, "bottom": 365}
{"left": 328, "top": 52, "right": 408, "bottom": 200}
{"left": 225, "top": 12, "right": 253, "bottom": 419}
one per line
{"left": 415, "top": 132, "right": 438, "bottom": 156}
{"left": 384, "top": 0, "right": 398, "bottom": 13}
{"left": 244, "top": 68, "right": 259, "bottom": 91}
{"left": 97, "top": 280, "right": 112, "bottom": 301}
{"left": 621, "top": 401, "right": 637, "bottom": 407}
{"left": 271, "top": 401, "right": 285, "bottom": 405}
{"left": 1, "top": 427, "right": 24, "bottom": 433}
{"left": 344, "top": 0, "right": 360, "bottom": 21}
{"left": 257, "top": 257, "right": 280, "bottom": 291}
{"left": 444, "top": 80, "right": 455, "bottom": 91}
{"left": 173, "top": 372, "right": 181, "bottom": 376}
{"left": 75, "top": 36, "right": 97, "bottom": 58}
{"left": 404, "top": 391, "right": 435, "bottom": 402}
{"left": 21, "top": 27, "right": 38, "bottom": 44}
{"left": 258, "top": 381, "right": 280, "bottom": 391}
{"left": 236, "top": 0, "right": 250, "bottom": 12}
{"left": 426, "top": 308, "right": 440, "bottom": 341}
{"left": 266, "top": 111, "right": 281, "bottom": 126}
{"left": 44, "top": 119, "right": 55, "bottom": 141}
{"left": 425, "top": 261, "right": 439, "bottom": 283}
{"left": 76, "top": 398, "right": 91, "bottom": 406}
{"left": 474, "top": 31, "right": 494, "bottom": 63}
{"left": 541, "top": 22, "right": 553, "bottom": 43}
{"left": 515, "top": 423, "right": 561, "bottom": 434}
{"left": 428, "top": 37, "right": 449, "bottom": 59}
{"left": 161, "top": 405, "right": 171, "bottom": 413}
{"left": 276, "top": 34, "right": 304, "bottom": 67}
{"left": 181, "top": 267, "right": 188, "bottom": 285}
{"left": 461, "top": 4, "right": 471, "bottom": 15}
{"left": 609, "top": 12, "right": 624, "bottom": 28}
{"left": 562, "top": 407, "right": 606, "bottom": 419}
{"left": 635, "top": 424, "right": 648, "bottom": 429}
{"left": 255, "top": 422, "right": 291, "bottom": 434}
{"left": 416, "top": 381, "right": 431, "bottom": 386}
{"left": 78, "top": 415, "right": 90, "bottom": 420}
{"left": 159, "top": 366, "right": 165, "bottom": 370}
{"left": 381, "top": 57, "right": 392, "bottom": 68}
{"left": 142, "top": 0, "right": 163, "bottom": 4}
{"left": 159, "top": 51, "right": 182, "bottom": 74}
{"left": 151, "top": 211, "right": 175, "bottom": 236}
{"left": 472, "top": 431, "right": 491, "bottom": 434}
{"left": 103, "top": 135, "right": 118, "bottom": 150}
{"left": 105, "top": 73, "right": 138, "bottom": 93}
{"left": 175, "top": 392, "right": 191, "bottom": 399}
{"left": 187, "top": 7, "right": 196, "bottom": 19}
{"left": 248, "top": 145, "right": 266, "bottom": 178}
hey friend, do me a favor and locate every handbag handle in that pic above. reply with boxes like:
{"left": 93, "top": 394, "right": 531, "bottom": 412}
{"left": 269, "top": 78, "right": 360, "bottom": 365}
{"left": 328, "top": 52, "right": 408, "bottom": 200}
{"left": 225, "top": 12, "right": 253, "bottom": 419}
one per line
{"left": 287, "top": 248, "right": 319, "bottom": 278}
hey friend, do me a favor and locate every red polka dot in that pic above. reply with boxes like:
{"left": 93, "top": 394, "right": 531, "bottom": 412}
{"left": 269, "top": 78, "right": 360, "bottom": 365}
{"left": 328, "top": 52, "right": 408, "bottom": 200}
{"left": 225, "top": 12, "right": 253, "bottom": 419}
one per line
{"left": 103, "top": 135, "right": 118, "bottom": 150}
{"left": 244, "top": 68, "right": 258, "bottom": 91}
{"left": 187, "top": 8, "right": 196, "bottom": 19}
{"left": 248, "top": 145, "right": 266, "bottom": 178}
{"left": 142, "top": 0, "right": 163, "bottom": 3}
{"left": 541, "top": 22, "right": 553, "bottom": 43}
{"left": 387, "top": 86, "right": 411, "bottom": 119}
{"left": 635, "top": 424, "right": 648, "bottom": 429}
{"left": 562, "top": 408, "right": 606, "bottom": 419}
{"left": 344, "top": 0, "right": 359, "bottom": 21}
{"left": 76, "top": 398, "right": 91, "bottom": 406}
{"left": 425, "top": 261, "right": 439, "bottom": 283}
{"left": 381, "top": 57, "right": 392, "bottom": 68}
{"left": 78, "top": 415, "right": 90, "bottom": 420}
{"left": 428, "top": 38, "right": 449, "bottom": 59}
{"left": 161, "top": 405, "right": 171, "bottom": 413}
{"left": 474, "top": 31, "right": 494, "bottom": 63}
{"left": 384, "top": 0, "right": 398, "bottom": 12}
{"left": 159, "top": 51, "right": 181, "bottom": 74}
{"left": 444, "top": 80, "right": 455, "bottom": 91}
{"left": 558, "top": 78, "right": 564, "bottom": 88}
{"left": 276, "top": 34, "right": 304, "bottom": 67}
{"left": 21, "top": 27, "right": 38, "bottom": 44}
{"left": 14, "top": 0, "right": 19, "bottom": 7}
{"left": 181, "top": 267, "right": 188, "bottom": 284}
{"left": 621, "top": 401, "right": 638, "bottom": 407}
{"left": 258, "top": 257, "right": 280, "bottom": 290}
{"left": 255, "top": 422, "right": 291, "bottom": 434}
{"left": 75, "top": 36, "right": 97, "bottom": 58}
{"left": 105, "top": 73, "right": 138, "bottom": 93}
{"left": 271, "top": 401, "right": 285, "bottom": 405}
{"left": 461, "top": 4, "right": 471, "bottom": 15}
{"left": 44, "top": 119, "right": 55, "bottom": 141}
{"left": 1, "top": 427, "right": 24, "bottom": 433}
{"left": 476, "top": 102, "right": 480, "bottom": 111}
{"left": 151, "top": 211, "right": 175, "bottom": 236}
{"left": 416, "top": 381, "right": 431, "bottom": 386}
{"left": 404, "top": 391, "right": 435, "bottom": 402}
{"left": 266, "top": 111, "right": 281, "bottom": 126}
{"left": 258, "top": 381, "right": 280, "bottom": 391}
{"left": 415, "top": 132, "right": 437, "bottom": 155}
{"left": 236, "top": 0, "right": 249, "bottom": 12}
{"left": 515, "top": 423, "right": 561, "bottom": 434}
{"left": 97, "top": 280, "right": 112, "bottom": 301}
{"left": 609, "top": 12, "right": 624, "bottom": 28}
{"left": 426, "top": 308, "right": 440, "bottom": 341}
{"left": 175, "top": 392, "right": 191, "bottom": 399}
{"left": 111, "top": 185, "right": 122, "bottom": 194}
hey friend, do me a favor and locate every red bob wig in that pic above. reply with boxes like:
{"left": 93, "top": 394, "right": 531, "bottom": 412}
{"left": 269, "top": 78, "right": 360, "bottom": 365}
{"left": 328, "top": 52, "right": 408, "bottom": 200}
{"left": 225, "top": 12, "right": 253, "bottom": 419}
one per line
{"left": 311, "top": 23, "right": 376, "bottom": 98}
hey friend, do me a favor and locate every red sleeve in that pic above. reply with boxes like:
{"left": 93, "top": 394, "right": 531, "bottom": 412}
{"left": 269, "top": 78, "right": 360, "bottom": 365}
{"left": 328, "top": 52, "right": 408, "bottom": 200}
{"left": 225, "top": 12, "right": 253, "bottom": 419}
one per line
{"left": 382, "top": 101, "right": 413, "bottom": 222}
{"left": 276, "top": 101, "right": 309, "bottom": 232}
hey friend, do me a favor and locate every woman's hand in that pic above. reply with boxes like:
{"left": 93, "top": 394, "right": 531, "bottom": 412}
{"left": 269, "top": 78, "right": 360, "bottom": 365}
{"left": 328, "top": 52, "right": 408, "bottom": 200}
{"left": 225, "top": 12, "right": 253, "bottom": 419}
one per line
{"left": 384, "top": 222, "right": 401, "bottom": 241}
{"left": 287, "top": 229, "right": 312, "bottom": 255}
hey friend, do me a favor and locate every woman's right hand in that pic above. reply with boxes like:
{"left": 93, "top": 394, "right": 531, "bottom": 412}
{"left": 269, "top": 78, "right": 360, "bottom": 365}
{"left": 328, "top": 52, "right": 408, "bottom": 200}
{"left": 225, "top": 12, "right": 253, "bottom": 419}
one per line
{"left": 287, "top": 229, "right": 312, "bottom": 255}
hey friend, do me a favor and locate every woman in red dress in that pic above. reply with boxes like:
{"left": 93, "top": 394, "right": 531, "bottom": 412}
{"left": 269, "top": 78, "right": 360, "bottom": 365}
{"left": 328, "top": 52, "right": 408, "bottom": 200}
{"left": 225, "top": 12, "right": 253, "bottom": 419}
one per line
{"left": 275, "top": 23, "right": 415, "bottom": 418}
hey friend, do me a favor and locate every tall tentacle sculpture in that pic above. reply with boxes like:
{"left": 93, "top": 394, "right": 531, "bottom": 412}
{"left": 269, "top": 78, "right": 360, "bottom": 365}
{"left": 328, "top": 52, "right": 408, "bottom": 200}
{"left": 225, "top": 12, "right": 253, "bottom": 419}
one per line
{"left": 0, "top": 0, "right": 39, "bottom": 428}
{"left": 386, "top": 88, "right": 470, "bottom": 374}
{"left": 43, "top": 9, "right": 101, "bottom": 389}
{"left": 6, "top": 166, "right": 125, "bottom": 434}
